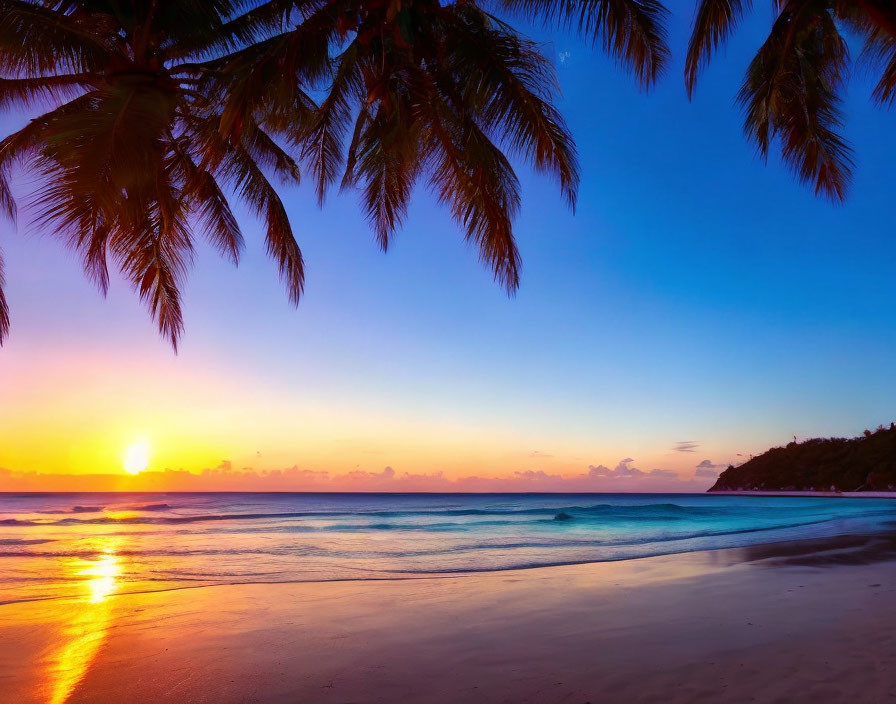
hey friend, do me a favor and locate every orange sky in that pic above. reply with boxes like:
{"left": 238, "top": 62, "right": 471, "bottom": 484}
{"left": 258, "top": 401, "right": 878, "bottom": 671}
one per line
{"left": 0, "top": 335, "right": 729, "bottom": 492}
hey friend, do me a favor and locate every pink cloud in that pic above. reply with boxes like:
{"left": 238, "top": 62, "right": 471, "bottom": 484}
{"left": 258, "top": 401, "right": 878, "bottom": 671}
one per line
{"left": 0, "top": 458, "right": 714, "bottom": 493}
{"left": 694, "top": 459, "right": 728, "bottom": 478}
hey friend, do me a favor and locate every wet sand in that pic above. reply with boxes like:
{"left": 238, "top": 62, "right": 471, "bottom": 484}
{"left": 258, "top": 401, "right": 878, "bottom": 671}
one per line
{"left": 2, "top": 534, "right": 895, "bottom": 703}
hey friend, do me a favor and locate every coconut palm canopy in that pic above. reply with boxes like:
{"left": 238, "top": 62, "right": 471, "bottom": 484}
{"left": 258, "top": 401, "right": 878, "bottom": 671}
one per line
{"left": 0, "top": 0, "right": 893, "bottom": 349}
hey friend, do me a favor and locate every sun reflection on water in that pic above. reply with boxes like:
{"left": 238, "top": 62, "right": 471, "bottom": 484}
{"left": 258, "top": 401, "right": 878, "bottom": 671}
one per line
{"left": 45, "top": 543, "right": 122, "bottom": 704}
{"left": 82, "top": 551, "right": 121, "bottom": 604}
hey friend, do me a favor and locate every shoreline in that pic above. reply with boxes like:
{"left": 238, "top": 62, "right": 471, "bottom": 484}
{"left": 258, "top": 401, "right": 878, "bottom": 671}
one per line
{"left": 3, "top": 523, "right": 895, "bottom": 609}
{"left": 2, "top": 531, "right": 895, "bottom": 703}
{"left": 709, "top": 490, "right": 896, "bottom": 498}
{"left": 3, "top": 489, "right": 896, "bottom": 494}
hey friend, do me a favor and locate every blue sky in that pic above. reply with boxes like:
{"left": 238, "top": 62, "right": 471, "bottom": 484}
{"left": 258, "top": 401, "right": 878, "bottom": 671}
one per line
{"left": 1, "top": 5, "right": 894, "bottom": 486}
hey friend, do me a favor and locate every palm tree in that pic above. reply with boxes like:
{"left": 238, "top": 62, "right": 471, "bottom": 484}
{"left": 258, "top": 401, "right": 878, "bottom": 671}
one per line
{"left": 685, "top": 0, "right": 896, "bottom": 202}
{"left": 0, "top": 0, "right": 309, "bottom": 349}
{"left": 4, "top": 2, "right": 896, "bottom": 350}
{"left": 0, "top": 0, "right": 669, "bottom": 349}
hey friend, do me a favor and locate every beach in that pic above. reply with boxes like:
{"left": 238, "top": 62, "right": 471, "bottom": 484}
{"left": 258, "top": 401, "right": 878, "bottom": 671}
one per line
{"left": 2, "top": 532, "right": 895, "bottom": 703}
{"left": 3, "top": 1, "right": 896, "bottom": 701}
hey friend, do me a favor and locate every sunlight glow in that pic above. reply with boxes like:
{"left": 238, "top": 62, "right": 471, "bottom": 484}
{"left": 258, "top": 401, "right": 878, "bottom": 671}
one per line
{"left": 46, "top": 545, "right": 122, "bottom": 704}
{"left": 80, "top": 551, "right": 121, "bottom": 604}
{"left": 122, "top": 440, "right": 150, "bottom": 475}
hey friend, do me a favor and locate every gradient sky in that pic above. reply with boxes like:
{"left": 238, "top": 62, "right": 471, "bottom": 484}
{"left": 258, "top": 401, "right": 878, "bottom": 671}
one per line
{"left": 1, "top": 6, "right": 895, "bottom": 491}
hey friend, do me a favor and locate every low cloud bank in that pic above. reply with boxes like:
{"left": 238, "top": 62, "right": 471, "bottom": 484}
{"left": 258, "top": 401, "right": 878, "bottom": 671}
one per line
{"left": 0, "top": 459, "right": 716, "bottom": 493}
{"left": 588, "top": 458, "right": 677, "bottom": 480}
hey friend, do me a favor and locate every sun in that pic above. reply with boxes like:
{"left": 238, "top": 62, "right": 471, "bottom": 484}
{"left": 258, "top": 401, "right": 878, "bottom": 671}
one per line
{"left": 123, "top": 439, "right": 151, "bottom": 475}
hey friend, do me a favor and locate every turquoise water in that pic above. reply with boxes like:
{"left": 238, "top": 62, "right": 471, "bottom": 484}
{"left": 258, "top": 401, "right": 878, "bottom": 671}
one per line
{"left": 1, "top": 492, "right": 894, "bottom": 603}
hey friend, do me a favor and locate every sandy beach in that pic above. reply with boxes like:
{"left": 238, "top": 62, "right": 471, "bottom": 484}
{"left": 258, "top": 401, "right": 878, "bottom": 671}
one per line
{"left": 3, "top": 2, "right": 896, "bottom": 703}
{"left": 1, "top": 532, "right": 894, "bottom": 704}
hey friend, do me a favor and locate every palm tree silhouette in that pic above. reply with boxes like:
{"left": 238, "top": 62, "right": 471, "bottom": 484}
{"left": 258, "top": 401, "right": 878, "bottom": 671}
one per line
{"left": 685, "top": 0, "right": 896, "bottom": 202}
{"left": 2, "top": 1, "right": 893, "bottom": 348}
{"left": 0, "top": 0, "right": 672, "bottom": 348}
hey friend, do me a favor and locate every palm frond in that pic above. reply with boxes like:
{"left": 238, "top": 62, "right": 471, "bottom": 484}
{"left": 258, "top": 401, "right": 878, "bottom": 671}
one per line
{"left": 499, "top": 0, "right": 670, "bottom": 87}
{"left": 296, "top": 42, "right": 364, "bottom": 204}
{"left": 120, "top": 220, "right": 190, "bottom": 351}
{"left": 0, "top": 1, "right": 116, "bottom": 74}
{"left": 423, "top": 92, "right": 522, "bottom": 293}
{"left": 685, "top": 0, "right": 752, "bottom": 98}
{"left": 355, "top": 106, "right": 421, "bottom": 249}
{"left": 738, "top": 2, "right": 853, "bottom": 201}
{"left": 0, "top": 246, "right": 9, "bottom": 344}
{"left": 0, "top": 164, "right": 15, "bottom": 221}
{"left": 0, "top": 74, "right": 94, "bottom": 112}
{"left": 340, "top": 107, "right": 372, "bottom": 191}
{"left": 171, "top": 142, "right": 244, "bottom": 264}
{"left": 242, "top": 119, "right": 302, "bottom": 185}
{"left": 0, "top": 94, "right": 110, "bottom": 289}
{"left": 202, "top": 8, "right": 334, "bottom": 141}
{"left": 220, "top": 143, "right": 304, "bottom": 304}
{"left": 846, "top": 2, "right": 896, "bottom": 104}
{"left": 449, "top": 5, "right": 579, "bottom": 208}
{"left": 115, "top": 159, "right": 194, "bottom": 350}
{"left": 182, "top": 0, "right": 307, "bottom": 57}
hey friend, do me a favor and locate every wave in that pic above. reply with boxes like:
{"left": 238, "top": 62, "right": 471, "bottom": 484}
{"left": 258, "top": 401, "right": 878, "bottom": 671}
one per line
{"left": 0, "top": 501, "right": 853, "bottom": 527}
{"left": 0, "top": 516, "right": 849, "bottom": 561}
{"left": 3, "top": 519, "right": 892, "bottom": 608}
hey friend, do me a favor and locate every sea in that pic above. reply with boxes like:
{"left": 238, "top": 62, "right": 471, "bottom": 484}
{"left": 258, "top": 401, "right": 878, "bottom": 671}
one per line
{"left": 1, "top": 492, "right": 894, "bottom": 604}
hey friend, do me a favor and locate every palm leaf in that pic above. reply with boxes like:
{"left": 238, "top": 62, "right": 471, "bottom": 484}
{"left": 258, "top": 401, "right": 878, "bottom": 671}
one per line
{"left": 685, "top": 0, "right": 752, "bottom": 97}
{"left": 0, "top": 246, "right": 9, "bottom": 344}
{"left": 170, "top": 140, "right": 244, "bottom": 264}
{"left": 499, "top": 0, "right": 670, "bottom": 87}
{"left": 422, "top": 84, "right": 522, "bottom": 293}
{"left": 0, "top": 1, "right": 116, "bottom": 74}
{"left": 355, "top": 104, "right": 422, "bottom": 249}
{"left": 738, "top": 1, "right": 853, "bottom": 201}
{"left": 448, "top": 5, "right": 579, "bottom": 208}
{"left": 120, "top": 219, "right": 190, "bottom": 350}
{"left": 0, "top": 74, "right": 95, "bottom": 111}
{"left": 299, "top": 42, "right": 363, "bottom": 205}
{"left": 845, "top": 2, "right": 896, "bottom": 104}
{"left": 220, "top": 144, "right": 305, "bottom": 304}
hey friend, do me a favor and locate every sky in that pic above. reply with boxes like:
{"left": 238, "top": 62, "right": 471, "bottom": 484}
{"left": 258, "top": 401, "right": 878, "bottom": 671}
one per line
{"left": 1, "top": 6, "right": 895, "bottom": 492}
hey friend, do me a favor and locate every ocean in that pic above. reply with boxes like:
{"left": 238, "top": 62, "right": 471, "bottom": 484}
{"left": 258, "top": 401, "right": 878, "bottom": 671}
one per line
{"left": 1, "top": 492, "right": 894, "bottom": 604}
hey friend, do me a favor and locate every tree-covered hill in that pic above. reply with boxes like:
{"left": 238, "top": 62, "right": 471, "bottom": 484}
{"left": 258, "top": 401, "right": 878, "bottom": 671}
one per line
{"left": 709, "top": 425, "right": 896, "bottom": 493}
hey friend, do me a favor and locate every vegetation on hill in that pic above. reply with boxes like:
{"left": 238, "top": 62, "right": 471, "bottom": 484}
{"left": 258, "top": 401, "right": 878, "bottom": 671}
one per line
{"left": 709, "top": 424, "right": 896, "bottom": 493}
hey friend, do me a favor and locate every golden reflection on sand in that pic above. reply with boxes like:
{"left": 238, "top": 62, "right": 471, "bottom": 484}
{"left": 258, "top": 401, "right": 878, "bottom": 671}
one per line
{"left": 44, "top": 541, "right": 122, "bottom": 704}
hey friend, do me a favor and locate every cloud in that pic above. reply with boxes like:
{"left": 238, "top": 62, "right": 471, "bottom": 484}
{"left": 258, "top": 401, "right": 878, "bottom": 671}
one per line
{"left": 613, "top": 458, "right": 644, "bottom": 477}
{"left": 512, "top": 470, "right": 561, "bottom": 482}
{"left": 528, "top": 450, "right": 555, "bottom": 459}
{"left": 588, "top": 458, "right": 676, "bottom": 480}
{"left": 587, "top": 465, "right": 611, "bottom": 477}
{"left": 694, "top": 459, "right": 727, "bottom": 478}
{"left": 696, "top": 459, "right": 724, "bottom": 468}
{"left": 672, "top": 441, "right": 699, "bottom": 453}
{"left": 0, "top": 458, "right": 696, "bottom": 493}
{"left": 588, "top": 458, "right": 643, "bottom": 478}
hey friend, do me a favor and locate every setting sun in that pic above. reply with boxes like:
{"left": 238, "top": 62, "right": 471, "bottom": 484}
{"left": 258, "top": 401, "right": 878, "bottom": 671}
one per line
{"left": 122, "top": 440, "right": 150, "bottom": 475}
